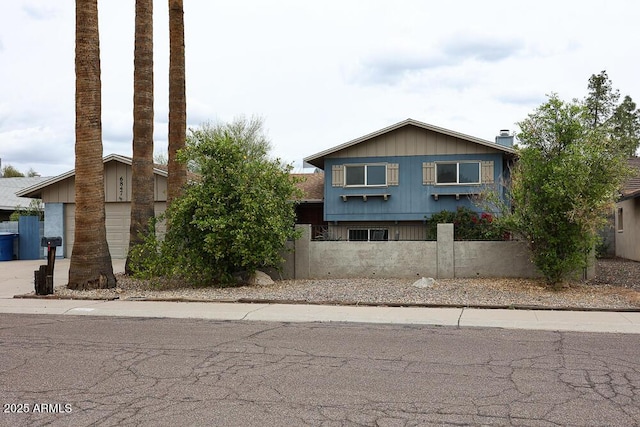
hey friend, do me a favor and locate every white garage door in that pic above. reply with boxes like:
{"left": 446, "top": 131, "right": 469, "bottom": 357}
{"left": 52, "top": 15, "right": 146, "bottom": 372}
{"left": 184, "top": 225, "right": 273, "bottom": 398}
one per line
{"left": 64, "top": 203, "right": 166, "bottom": 259}
{"left": 64, "top": 203, "right": 132, "bottom": 259}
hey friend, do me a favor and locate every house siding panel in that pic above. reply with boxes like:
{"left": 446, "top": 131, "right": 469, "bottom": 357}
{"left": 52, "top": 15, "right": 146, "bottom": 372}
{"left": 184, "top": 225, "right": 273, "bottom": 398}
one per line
{"left": 325, "top": 153, "right": 504, "bottom": 222}
{"left": 41, "top": 178, "right": 75, "bottom": 204}
{"left": 615, "top": 197, "right": 640, "bottom": 261}
{"left": 327, "top": 125, "right": 497, "bottom": 160}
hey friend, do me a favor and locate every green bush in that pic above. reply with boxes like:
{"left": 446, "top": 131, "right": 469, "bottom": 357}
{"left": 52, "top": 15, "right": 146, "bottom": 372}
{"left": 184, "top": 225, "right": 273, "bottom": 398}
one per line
{"left": 128, "top": 119, "right": 301, "bottom": 285}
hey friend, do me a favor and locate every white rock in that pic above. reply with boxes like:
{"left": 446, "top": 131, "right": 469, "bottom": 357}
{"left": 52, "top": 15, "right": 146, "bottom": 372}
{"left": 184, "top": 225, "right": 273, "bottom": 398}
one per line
{"left": 412, "top": 277, "right": 436, "bottom": 288}
{"left": 247, "top": 270, "right": 275, "bottom": 286}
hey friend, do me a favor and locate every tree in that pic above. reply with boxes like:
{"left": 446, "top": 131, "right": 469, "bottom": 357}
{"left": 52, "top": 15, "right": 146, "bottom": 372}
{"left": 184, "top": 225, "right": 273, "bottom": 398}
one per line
{"left": 167, "top": 0, "right": 187, "bottom": 205}
{"left": 0, "top": 165, "right": 39, "bottom": 177}
{"left": 507, "top": 94, "right": 630, "bottom": 286}
{"left": 126, "top": 0, "right": 155, "bottom": 275}
{"left": 1, "top": 165, "right": 25, "bottom": 177}
{"left": 611, "top": 95, "right": 640, "bottom": 156}
{"left": 584, "top": 70, "right": 619, "bottom": 128}
{"left": 129, "top": 118, "right": 301, "bottom": 285}
{"left": 68, "top": 0, "right": 116, "bottom": 290}
{"left": 583, "top": 70, "right": 640, "bottom": 156}
{"left": 10, "top": 199, "right": 44, "bottom": 221}
{"left": 187, "top": 116, "right": 272, "bottom": 173}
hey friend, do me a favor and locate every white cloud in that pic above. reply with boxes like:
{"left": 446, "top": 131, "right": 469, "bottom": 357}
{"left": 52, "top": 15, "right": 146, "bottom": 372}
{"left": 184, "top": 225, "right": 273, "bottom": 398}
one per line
{"left": 1, "top": 0, "right": 639, "bottom": 177}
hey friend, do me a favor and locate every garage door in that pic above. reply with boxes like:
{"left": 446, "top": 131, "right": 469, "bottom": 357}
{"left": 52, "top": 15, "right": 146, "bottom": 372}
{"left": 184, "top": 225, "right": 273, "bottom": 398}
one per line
{"left": 64, "top": 203, "right": 166, "bottom": 259}
{"left": 64, "top": 203, "right": 132, "bottom": 259}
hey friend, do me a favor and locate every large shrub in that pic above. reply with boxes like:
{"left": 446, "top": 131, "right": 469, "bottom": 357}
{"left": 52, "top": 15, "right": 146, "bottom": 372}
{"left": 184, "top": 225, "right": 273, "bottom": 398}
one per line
{"left": 129, "top": 118, "right": 301, "bottom": 285}
{"left": 505, "top": 95, "right": 631, "bottom": 285}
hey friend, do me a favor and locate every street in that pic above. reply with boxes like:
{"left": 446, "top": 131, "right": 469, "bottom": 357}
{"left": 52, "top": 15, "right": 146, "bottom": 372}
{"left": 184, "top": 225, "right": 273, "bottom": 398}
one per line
{"left": 1, "top": 314, "right": 639, "bottom": 426}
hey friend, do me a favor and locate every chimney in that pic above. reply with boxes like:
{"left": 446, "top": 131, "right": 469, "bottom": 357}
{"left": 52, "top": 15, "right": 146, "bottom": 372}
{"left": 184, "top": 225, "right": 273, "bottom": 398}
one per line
{"left": 495, "top": 130, "right": 514, "bottom": 147}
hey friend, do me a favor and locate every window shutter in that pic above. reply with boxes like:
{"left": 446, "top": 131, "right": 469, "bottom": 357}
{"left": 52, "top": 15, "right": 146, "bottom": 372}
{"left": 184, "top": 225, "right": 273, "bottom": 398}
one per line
{"left": 387, "top": 163, "right": 399, "bottom": 186}
{"left": 332, "top": 165, "right": 344, "bottom": 187}
{"left": 481, "top": 161, "right": 494, "bottom": 184}
{"left": 422, "top": 162, "right": 435, "bottom": 185}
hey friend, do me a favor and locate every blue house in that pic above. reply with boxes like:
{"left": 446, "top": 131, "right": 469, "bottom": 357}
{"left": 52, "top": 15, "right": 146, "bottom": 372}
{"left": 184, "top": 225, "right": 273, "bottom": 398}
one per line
{"left": 303, "top": 118, "right": 515, "bottom": 240}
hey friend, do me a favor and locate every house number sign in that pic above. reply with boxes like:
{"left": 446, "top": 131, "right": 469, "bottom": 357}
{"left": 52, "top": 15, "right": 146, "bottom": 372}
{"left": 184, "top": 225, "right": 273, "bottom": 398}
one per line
{"left": 119, "top": 176, "right": 124, "bottom": 201}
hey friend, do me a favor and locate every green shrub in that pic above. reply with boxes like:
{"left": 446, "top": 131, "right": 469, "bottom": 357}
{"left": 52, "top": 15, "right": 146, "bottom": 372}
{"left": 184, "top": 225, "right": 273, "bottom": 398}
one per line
{"left": 128, "top": 119, "right": 301, "bottom": 286}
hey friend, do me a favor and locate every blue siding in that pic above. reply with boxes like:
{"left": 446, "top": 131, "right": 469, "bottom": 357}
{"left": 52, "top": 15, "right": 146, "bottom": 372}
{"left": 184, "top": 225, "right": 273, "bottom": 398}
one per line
{"left": 325, "top": 154, "right": 507, "bottom": 222}
{"left": 18, "top": 216, "right": 41, "bottom": 260}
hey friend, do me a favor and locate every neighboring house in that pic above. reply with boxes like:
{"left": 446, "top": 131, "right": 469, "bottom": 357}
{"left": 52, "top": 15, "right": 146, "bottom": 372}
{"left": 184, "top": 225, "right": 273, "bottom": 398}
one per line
{"left": 615, "top": 157, "right": 640, "bottom": 261}
{"left": 17, "top": 154, "right": 168, "bottom": 259}
{"left": 292, "top": 171, "right": 325, "bottom": 226}
{"left": 15, "top": 153, "right": 331, "bottom": 259}
{"left": 303, "top": 118, "right": 516, "bottom": 240}
{"left": 0, "top": 176, "right": 49, "bottom": 221}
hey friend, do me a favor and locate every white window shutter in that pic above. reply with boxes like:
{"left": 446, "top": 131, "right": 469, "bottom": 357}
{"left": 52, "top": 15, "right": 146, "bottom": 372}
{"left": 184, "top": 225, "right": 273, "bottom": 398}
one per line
{"left": 387, "top": 163, "right": 399, "bottom": 186}
{"left": 481, "top": 161, "right": 494, "bottom": 184}
{"left": 332, "top": 165, "right": 344, "bottom": 187}
{"left": 422, "top": 162, "right": 435, "bottom": 185}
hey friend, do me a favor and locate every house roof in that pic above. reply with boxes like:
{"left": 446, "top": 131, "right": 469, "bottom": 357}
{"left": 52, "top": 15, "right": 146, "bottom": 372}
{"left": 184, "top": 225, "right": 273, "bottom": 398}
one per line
{"left": 292, "top": 172, "right": 324, "bottom": 202}
{"left": 0, "top": 176, "right": 51, "bottom": 210}
{"left": 16, "top": 154, "right": 169, "bottom": 199}
{"left": 620, "top": 157, "right": 640, "bottom": 200}
{"left": 303, "top": 118, "right": 517, "bottom": 169}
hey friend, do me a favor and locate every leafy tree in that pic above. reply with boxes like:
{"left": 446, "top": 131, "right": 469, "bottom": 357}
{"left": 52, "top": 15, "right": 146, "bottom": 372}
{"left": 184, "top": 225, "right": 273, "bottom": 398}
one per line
{"left": 584, "top": 70, "right": 619, "bottom": 128}
{"left": 129, "top": 118, "right": 301, "bottom": 285}
{"left": 187, "top": 116, "right": 272, "bottom": 173}
{"left": 154, "top": 153, "right": 168, "bottom": 165}
{"left": 1, "top": 165, "right": 25, "bottom": 177}
{"left": 583, "top": 70, "right": 640, "bottom": 156}
{"left": 611, "top": 95, "right": 640, "bottom": 156}
{"left": 507, "top": 94, "right": 630, "bottom": 286}
{"left": 10, "top": 199, "right": 44, "bottom": 221}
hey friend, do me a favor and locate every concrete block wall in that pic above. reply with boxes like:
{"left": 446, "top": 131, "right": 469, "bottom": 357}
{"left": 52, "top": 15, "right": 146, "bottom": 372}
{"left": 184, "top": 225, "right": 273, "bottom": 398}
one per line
{"left": 282, "top": 224, "right": 555, "bottom": 280}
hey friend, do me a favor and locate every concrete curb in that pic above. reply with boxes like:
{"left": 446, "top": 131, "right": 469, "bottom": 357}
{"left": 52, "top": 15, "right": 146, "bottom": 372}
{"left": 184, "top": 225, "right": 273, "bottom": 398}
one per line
{"left": 12, "top": 292, "right": 640, "bottom": 313}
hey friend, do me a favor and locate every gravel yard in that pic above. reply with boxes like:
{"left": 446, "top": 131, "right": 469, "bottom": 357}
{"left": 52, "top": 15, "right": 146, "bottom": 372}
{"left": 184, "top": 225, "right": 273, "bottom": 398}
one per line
{"left": 53, "top": 257, "right": 640, "bottom": 311}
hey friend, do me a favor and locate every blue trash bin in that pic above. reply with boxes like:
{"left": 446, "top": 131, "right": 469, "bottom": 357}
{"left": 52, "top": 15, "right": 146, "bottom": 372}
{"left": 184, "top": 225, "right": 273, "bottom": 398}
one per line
{"left": 0, "top": 232, "right": 17, "bottom": 261}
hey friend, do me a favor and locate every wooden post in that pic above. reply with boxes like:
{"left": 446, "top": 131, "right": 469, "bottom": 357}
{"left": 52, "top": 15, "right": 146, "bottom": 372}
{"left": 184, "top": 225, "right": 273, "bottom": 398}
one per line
{"left": 34, "top": 265, "right": 48, "bottom": 295}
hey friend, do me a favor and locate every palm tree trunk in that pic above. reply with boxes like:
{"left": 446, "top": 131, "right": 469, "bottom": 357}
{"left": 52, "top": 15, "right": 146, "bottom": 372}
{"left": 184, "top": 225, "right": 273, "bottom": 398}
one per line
{"left": 69, "top": 0, "right": 115, "bottom": 290}
{"left": 168, "top": 0, "right": 187, "bottom": 205}
{"left": 126, "top": 0, "right": 155, "bottom": 274}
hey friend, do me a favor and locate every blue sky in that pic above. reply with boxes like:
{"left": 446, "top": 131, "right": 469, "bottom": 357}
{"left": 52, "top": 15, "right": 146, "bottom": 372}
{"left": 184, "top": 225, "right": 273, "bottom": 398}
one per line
{"left": 1, "top": 0, "right": 639, "bottom": 176}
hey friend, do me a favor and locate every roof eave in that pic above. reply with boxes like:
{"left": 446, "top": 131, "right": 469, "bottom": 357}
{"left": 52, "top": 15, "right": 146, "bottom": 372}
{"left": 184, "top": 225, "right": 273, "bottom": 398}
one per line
{"left": 16, "top": 153, "right": 169, "bottom": 198}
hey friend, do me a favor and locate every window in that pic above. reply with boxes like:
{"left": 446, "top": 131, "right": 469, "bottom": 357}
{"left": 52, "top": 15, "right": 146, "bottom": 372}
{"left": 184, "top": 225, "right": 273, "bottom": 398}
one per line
{"left": 348, "top": 228, "right": 389, "bottom": 241}
{"left": 617, "top": 207, "right": 624, "bottom": 232}
{"left": 436, "top": 162, "right": 480, "bottom": 184}
{"left": 345, "top": 164, "right": 387, "bottom": 187}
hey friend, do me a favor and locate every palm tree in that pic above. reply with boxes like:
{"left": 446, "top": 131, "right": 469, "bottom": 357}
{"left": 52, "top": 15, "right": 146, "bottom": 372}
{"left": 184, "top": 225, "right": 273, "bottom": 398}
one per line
{"left": 69, "top": 0, "right": 115, "bottom": 290}
{"left": 126, "top": 0, "right": 155, "bottom": 274}
{"left": 168, "top": 0, "right": 187, "bottom": 205}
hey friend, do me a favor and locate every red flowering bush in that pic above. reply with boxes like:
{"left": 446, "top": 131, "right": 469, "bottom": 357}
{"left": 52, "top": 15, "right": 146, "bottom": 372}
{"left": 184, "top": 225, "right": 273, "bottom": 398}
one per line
{"left": 426, "top": 207, "right": 507, "bottom": 241}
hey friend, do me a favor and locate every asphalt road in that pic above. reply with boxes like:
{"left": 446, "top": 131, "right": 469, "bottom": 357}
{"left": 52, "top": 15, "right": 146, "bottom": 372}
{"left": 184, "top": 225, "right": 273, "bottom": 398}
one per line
{"left": 1, "top": 314, "right": 639, "bottom": 426}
